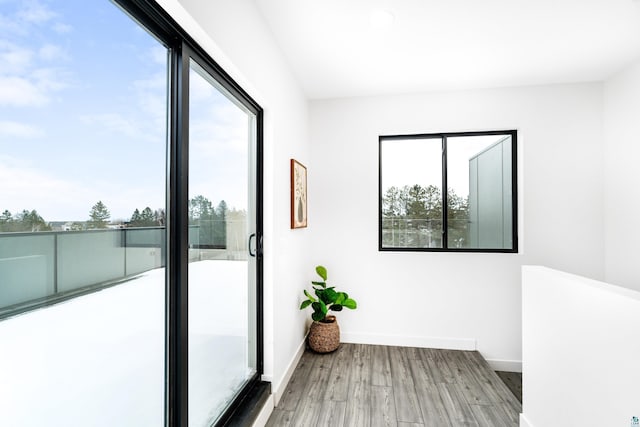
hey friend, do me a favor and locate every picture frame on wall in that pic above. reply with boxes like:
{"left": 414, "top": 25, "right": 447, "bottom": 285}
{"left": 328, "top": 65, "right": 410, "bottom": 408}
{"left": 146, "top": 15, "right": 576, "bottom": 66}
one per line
{"left": 291, "top": 159, "right": 307, "bottom": 229}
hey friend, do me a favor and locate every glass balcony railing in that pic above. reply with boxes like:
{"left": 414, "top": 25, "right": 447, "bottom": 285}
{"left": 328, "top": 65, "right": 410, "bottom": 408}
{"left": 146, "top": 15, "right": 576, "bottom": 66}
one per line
{"left": 381, "top": 218, "right": 473, "bottom": 249}
{"left": 381, "top": 218, "right": 444, "bottom": 248}
{"left": 0, "top": 227, "right": 165, "bottom": 316}
{"left": 0, "top": 218, "right": 249, "bottom": 317}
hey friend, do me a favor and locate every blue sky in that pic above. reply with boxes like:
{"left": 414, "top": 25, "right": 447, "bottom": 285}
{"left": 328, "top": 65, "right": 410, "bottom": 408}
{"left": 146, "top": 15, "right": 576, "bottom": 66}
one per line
{"left": 0, "top": 0, "right": 249, "bottom": 222}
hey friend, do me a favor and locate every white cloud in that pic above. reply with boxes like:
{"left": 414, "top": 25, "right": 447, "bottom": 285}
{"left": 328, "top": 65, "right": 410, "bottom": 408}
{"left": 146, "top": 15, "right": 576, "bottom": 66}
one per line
{"left": 80, "top": 113, "right": 143, "bottom": 140}
{"left": 0, "top": 120, "right": 43, "bottom": 138}
{"left": 133, "top": 73, "right": 165, "bottom": 91}
{"left": 0, "top": 41, "right": 34, "bottom": 73}
{"left": 133, "top": 72, "right": 167, "bottom": 129}
{"left": 0, "top": 13, "right": 25, "bottom": 35}
{"left": 77, "top": 71, "right": 169, "bottom": 146}
{"left": 0, "top": 42, "right": 69, "bottom": 107}
{"left": 189, "top": 68, "right": 217, "bottom": 102}
{"left": 51, "top": 22, "right": 72, "bottom": 34}
{"left": 148, "top": 46, "right": 167, "bottom": 65}
{"left": 190, "top": 102, "right": 250, "bottom": 157}
{"left": 0, "top": 0, "right": 64, "bottom": 36}
{"left": 16, "top": 0, "right": 56, "bottom": 24}
{"left": 0, "top": 156, "right": 164, "bottom": 221}
{"left": 188, "top": 102, "right": 251, "bottom": 211}
{"left": 0, "top": 157, "right": 93, "bottom": 220}
{"left": 39, "top": 43, "right": 67, "bottom": 61}
{"left": 30, "top": 67, "right": 68, "bottom": 91}
{"left": 0, "top": 76, "right": 48, "bottom": 106}
{"left": 79, "top": 110, "right": 164, "bottom": 145}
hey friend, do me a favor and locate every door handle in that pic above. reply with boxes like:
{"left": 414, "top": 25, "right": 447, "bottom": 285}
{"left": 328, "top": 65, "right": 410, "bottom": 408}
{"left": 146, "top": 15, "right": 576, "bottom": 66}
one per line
{"left": 248, "top": 233, "right": 256, "bottom": 257}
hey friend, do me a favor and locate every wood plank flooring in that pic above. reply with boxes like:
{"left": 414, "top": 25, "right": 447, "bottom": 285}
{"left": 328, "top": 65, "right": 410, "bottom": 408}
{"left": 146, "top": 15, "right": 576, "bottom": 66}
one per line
{"left": 495, "top": 371, "right": 522, "bottom": 403}
{"left": 267, "top": 344, "right": 521, "bottom": 427}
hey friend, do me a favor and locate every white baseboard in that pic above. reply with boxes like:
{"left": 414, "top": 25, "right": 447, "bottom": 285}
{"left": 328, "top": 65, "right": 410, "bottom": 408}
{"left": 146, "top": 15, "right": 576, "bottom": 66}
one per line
{"left": 272, "top": 335, "right": 307, "bottom": 406}
{"left": 340, "top": 332, "right": 477, "bottom": 351}
{"left": 519, "top": 413, "right": 533, "bottom": 427}
{"left": 253, "top": 338, "right": 306, "bottom": 426}
{"left": 251, "top": 394, "right": 274, "bottom": 427}
{"left": 486, "top": 358, "right": 522, "bottom": 373}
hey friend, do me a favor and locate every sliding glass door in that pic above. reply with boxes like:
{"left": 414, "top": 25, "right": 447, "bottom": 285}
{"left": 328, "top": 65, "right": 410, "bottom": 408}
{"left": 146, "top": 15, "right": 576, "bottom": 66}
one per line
{"left": 0, "top": 1, "right": 263, "bottom": 426}
{"left": 187, "top": 58, "right": 259, "bottom": 426}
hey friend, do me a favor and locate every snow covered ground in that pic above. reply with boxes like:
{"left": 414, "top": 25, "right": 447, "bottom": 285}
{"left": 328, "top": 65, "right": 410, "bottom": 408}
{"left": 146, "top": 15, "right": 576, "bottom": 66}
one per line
{"left": 0, "top": 260, "right": 251, "bottom": 427}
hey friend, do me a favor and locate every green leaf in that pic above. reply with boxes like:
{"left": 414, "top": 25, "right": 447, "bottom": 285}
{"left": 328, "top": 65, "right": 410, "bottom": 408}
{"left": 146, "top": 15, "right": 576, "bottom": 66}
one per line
{"left": 316, "top": 265, "right": 327, "bottom": 281}
{"left": 311, "top": 311, "right": 325, "bottom": 322}
{"left": 311, "top": 302, "right": 322, "bottom": 320}
{"left": 319, "top": 300, "right": 328, "bottom": 315}
{"left": 334, "top": 292, "right": 346, "bottom": 305}
{"left": 343, "top": 298, "right": 357, "bottom": 309}
{"left": 330, "top": 304, "right": 343, "bottom": 311}
{"left": 311, "top": 281, "right": 326, "bottom": 287}
{"left": 299, "top": 300, "right": 312, "bottom": 310}
{"left": 311, "top": 301, "right": 328, "bottom": 315}
{"left": 322, "top": 288, "right": 338, "bottom": 304}
{"left": 304, "top": 289, "right": 316, "bottom": 302}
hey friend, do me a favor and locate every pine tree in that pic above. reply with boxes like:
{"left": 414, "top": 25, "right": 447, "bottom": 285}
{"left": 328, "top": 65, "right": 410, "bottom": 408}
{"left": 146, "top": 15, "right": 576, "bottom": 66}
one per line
{"left": 154, "top": 208, "right": 165, "bottom": 226}
{"left": 0, "top": 210, "right": 13, "bottom": 232}
{"left": 0, "top": 209, "right": 50, "bottom": 232}
{"left": 140, "top": 207, "right": 155, "bottom": 226}
{"left": 15, "top": 209, "right": 50, "bottom": 232}
{"left": 0, "top": 210, "right": 12, "bottom": 223}
{"left": 129, "top": 208, "right": 142, "bottom": 227}
{"left": 188, "top": 195, "right": 213, "bottom": 222}
{"left": 88, "top": 201, "right": 110, "bottom": 229}
{"left": 382, "top": 184, "right": 470, "bottom": 247}
{"left": 214, "top": 200, "right": 228, "bottom": 247}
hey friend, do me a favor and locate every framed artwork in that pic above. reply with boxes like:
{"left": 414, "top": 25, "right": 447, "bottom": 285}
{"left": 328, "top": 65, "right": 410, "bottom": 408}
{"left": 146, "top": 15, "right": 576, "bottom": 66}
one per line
{"left": 291, "top": 159, "right": 307, "bottom": 229}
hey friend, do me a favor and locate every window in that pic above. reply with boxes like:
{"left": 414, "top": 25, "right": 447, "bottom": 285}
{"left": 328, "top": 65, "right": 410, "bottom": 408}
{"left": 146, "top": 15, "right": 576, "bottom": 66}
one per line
{"left": 379, "top": 130, "right": 517, "bottom": 252}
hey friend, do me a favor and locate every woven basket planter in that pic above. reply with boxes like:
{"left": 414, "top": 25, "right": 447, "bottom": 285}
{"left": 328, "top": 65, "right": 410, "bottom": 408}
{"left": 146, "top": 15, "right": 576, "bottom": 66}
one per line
{"left": 308, "top": 315, "right": 340, "bottom": 353}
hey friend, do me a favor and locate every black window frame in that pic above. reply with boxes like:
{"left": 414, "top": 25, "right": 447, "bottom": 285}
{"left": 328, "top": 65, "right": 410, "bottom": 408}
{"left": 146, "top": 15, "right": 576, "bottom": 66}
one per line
{"left": 112, "top": 1, "right": 264, "bottom": 426}
{"left": 379, "top": 130, "right": 518, "bottom": 253}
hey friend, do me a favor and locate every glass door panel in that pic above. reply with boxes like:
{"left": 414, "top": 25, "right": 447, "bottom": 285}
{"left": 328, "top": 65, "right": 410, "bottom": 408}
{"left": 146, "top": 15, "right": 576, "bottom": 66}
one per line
{"left": 0, "top": 1, "right": 168, "bottom": 425}
{"left": 187, "top": 59, "right": 257, "bottom": 426}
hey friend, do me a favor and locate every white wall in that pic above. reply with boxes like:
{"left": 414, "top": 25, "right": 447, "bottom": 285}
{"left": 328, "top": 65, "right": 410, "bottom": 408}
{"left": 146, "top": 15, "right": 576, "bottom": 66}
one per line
{"left": 309, "top": 83, "right": 605, "bottom": 368}
{"left": 604, "top": 59, "right": 640, "bottom": 291}
{"left": 521, "top": 266, "right": 640, "bottom": 427}
{"left": 147, "top": 0, "right": 628, "bottom": 394}
{"left": 157, "top": 0, "right": 312, "bottom": 396}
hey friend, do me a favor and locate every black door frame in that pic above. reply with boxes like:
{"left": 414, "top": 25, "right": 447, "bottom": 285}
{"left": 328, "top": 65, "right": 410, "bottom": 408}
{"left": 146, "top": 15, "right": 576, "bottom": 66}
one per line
{"left": 113, "top": 1, "right": 264, "bottom": 426}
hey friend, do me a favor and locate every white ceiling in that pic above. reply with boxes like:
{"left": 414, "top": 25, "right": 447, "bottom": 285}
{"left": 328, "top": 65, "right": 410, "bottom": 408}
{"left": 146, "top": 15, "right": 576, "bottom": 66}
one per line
{"left": 253, "top": 0, "right": 640, "bottom": 99}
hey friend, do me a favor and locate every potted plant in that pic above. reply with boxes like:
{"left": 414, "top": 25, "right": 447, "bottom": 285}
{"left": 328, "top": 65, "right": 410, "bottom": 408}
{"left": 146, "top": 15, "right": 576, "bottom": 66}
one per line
{"left": 299, "top": 265, "right": 357, "bottom": 353}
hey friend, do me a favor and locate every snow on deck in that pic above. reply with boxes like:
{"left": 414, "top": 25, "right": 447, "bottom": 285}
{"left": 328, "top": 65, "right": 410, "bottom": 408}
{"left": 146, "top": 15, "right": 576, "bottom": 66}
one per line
{"left": 0, "top": 260, "right": 251, "bottom": 427}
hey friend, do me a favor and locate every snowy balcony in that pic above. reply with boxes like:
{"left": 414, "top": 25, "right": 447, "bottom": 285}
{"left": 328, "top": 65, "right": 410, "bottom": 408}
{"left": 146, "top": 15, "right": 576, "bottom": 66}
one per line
{"left": 0, "top": 230, "right": 251, "bottom": 427}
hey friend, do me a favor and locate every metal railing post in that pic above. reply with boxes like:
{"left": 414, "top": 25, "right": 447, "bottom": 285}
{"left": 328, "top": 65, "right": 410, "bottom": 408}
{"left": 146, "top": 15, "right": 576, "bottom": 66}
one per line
{"left": 53, "top": 233, "right": 58, "bottom": 294}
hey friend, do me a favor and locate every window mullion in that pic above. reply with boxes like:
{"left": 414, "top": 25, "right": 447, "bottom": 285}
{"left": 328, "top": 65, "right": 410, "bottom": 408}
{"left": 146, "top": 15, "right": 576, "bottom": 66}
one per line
{"left": 442, "top": 136, "right": 448, "bottom": 249}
